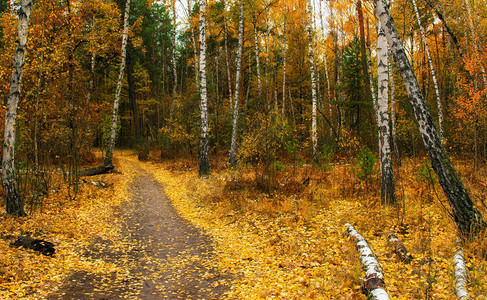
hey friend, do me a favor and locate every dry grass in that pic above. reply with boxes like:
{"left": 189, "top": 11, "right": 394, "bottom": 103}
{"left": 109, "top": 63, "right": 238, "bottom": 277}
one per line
{"left": 143, "top": 153, "right": 487, "bottom": 299}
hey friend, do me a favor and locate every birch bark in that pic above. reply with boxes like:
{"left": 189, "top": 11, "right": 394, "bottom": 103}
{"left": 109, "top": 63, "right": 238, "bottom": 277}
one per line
{"left": 3, "top": 0, "right": 32, "bottom": 216}
{"left": 388, "top": 51, "right": 401, "bottom": 166}
{"left": 199, "top": 0, "right": 210, "bottom": 176}
{"left": 104, "top": 0, "right": 131, "bottom": 167}
{"left": 282, "top": 20, "right": 287, "bottom": 116}
{"left": 411, "top": 0, "right": 444, "bottom": 140}
{"left": 229, "top": 0, "right": 245, "bottom": 168}
{"left": 252, "top": 16, "right": 263, "bottom": 98}
{"left": 376, "top": 0, "right": 486, "bottom": 235}
{"left": 377, "top": 26, "right": 396, "bottom": 204}
{"left": 307, "top": 0, "right": 318, "bottom": 163}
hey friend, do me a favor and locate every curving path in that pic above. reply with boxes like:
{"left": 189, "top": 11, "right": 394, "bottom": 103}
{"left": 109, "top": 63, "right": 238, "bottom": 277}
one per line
{"left": 49, "top": 160, "right": 229, "bottom": 299}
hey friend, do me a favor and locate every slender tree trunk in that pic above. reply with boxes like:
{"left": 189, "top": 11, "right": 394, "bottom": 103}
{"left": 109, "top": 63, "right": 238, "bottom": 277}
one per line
{"left": 357, "top": 0, "right": 373, "bottom": 109}
{"left": 87, "top": 52, "right": 95, "bottom": 103}
{"left": 199, "top": 0, "right": 210, "bottom": 176}
{"left": 170, "top": 3, "right": 178, "bottom": 118}
{"left": 252, "top": 16, "right": 263, "bottom": 98}
{"left": 104, "top": 0, "right": 131, "bottom": 167}
{"left": 319, "top": 0, "right": 333, "bottom": 137}
{"left": 464, "top": 0, "right": 487, "bottom": 87}
{"left": 282, "top": 20, "right": 287, "bottom": 116}
{"left": 223, "top": 0, "right": 233, "bottom": 103}
{"left": 307, "top": 0, "right": 318, "bottom": 163}
{"left": 411, "top": 0, "right": 444, "bottom": 140}
{"left": 229, "top": 0, "right": 245, "bottom": 168}
{"left": 377, "top": 25, "right": 396, "bottom": 204}
{"left": 189, "top": 0, "right": 199, "bottom": 85}
{"left": 388, "top": 50, "right": 401, "bottom": 166}
{"left": 376, "top": 0, "right": 486, "bottom": 235}
{"left": 3, "top": 0, "right": 32, "bottom": 216}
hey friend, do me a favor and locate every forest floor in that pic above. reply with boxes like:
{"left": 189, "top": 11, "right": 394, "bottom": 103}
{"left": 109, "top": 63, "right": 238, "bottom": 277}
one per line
{"left": 48, "top": 157, "right": 230, "bottom": 299}
{"left": 1, "top": 150, "right": 487, "bottom": 299}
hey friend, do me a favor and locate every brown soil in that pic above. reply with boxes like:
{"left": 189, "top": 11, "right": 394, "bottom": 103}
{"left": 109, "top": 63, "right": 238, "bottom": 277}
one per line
{"left": 49, "top": 160, "right": 230, "bottom": 299}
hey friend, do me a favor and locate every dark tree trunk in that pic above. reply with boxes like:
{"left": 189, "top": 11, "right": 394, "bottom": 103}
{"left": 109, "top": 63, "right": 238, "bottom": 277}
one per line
{"left": 376, "top": 0, "right": 486, "bottom": 235}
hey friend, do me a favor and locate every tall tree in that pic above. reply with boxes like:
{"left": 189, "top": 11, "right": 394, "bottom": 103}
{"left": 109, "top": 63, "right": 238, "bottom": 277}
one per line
{"left": 198, "top": 0, "right": 210, "bottom": 176}
{"left": 229, "top": 0, "right": 245, "bottom": 168}
{"left": 375, "top": 0, "right": 486, "bottom": 235}
{"left": 411, "top": 0, "right": 444, "bottom": 140}
{"left": 252, "top": 14, "right": 263, "bottom": 98}
{"left": 3, "top": 0, "right": 32, "bottom": 216}
{"left": 104, "top": 0, "right": 131, "bottom": 167}
{"left": 388, "top": 50, "right": 401, "bottom": 166}
{"left": 376, "top": 25, "right": 396, "bottom": 204}
{"left": 307, "top": 0, "right": 318, "bottom": 163}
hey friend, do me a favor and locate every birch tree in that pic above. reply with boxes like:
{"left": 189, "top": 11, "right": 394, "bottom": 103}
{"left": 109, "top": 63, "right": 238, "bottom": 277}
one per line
{"left": 411, "top": 0, "right": 444, "bottom": 140}
{"left": 318, "top": 0, "right": 332, "bottom": 135}
{"left": 388, "top": 51, "right": 401, "bottom": 166}
{"left": 252, "top": 15, "right": 263, "bottom": 98}
{"left": 375, "top": 0, "right": 486, "bottom": 235}
{"left": 104, "top": 0, "right": 131, "bottom": 167}
{"left": 229, "top": 0, "right": 245, "bottom": 168}
{"left": 169, "top": 1, "right": 178, "bottom": 120}
{"left": 281, "top": 19, "right": 287, "bottom": 116}
{"left": 307, "top": 0, "right": 318, "bottom": 163}
{"left": 377, "top": 25, "right": 396, "bottom": 204}
{"left": 3, "top": 0, "right": 32, "bottom": 216}
{"left": 199, "top": 0, "right": 210, "bottom": 176}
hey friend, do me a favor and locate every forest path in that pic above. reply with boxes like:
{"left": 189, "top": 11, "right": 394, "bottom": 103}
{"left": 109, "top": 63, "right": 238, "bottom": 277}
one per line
{"left": 49, "top": 158, "right": 229, "bottom": 299}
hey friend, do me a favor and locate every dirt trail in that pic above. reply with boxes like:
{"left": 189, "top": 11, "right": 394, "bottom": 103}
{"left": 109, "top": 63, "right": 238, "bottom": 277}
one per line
{"left": 49, "top": 159, "right": 229, "bottom": 299}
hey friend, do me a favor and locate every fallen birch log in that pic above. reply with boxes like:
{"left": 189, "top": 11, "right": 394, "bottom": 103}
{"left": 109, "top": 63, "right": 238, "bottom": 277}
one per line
{"left": 453, "top": 239, "right": 469, "bottom": 299}
{"left": 345, "top": 223, "right": 390, "bottom": 300}
{"left": 78, "top": 164, "right": 114, "bottom": 177}
{"left": 387, "top": 233, "right": 413, "bottom": 263}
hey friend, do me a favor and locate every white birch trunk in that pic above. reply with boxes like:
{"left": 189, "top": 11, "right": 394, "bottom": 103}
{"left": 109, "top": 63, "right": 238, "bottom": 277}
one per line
{"left": 376, "top": 0, "right": 486, "bottom": 235}
{"left": 87, "top": 52, "right": 95, "bottom": 103}
{"left": 453, "top": 240, "right": 469, "bottom": 300}
{"left": 170, "top": 3, "right": 179, "bottom": 119}
{"left": 223, "top": 0, "right": 233, "bottom": 104}
{"left": 464, "top": 0, "right": 487, "bottom": 87}
{"left": 282, "top": 21, "right": 287, "bottom": 116}
{"left": 199, "top": 0, "right": 210, "bottom": 176}
{"left": 3, "top": 0, "right": 32, "bottom": 216}
{"left": 229, "top": 0, "right": 245, "bottom": 168}
{"left": 345, "top": 223, "right": 391, "bottom": 300}
{"left": 318, "top": 0, "right": 333, "bottom": 136}
{"left": 104, "top": 0, "right": 131, "bottom": 167}
{"left": 388, "top": 51, "right": 401, "bottom": 166}
{"left": 411, "top": 0, "right": 444, "bottom": 140}
{"left": 253, "top": 17, "right": 262, "bottom": 98}
{"left": 377, "top": 25, "right": 396, "bottom": 204}
{"left": 307, "top": 0, "right": 318, "bottom": 163}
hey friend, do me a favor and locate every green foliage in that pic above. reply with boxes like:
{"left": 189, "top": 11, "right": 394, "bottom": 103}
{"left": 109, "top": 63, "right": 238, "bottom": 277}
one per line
{"left": 417, "top": 159, "right": 438, "bottom": 186}
{"left": 317, "top": 144, "right": 334, "bottom": 171}
{"left": 352, "top": 146, "right": 377, "bottom": 183}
